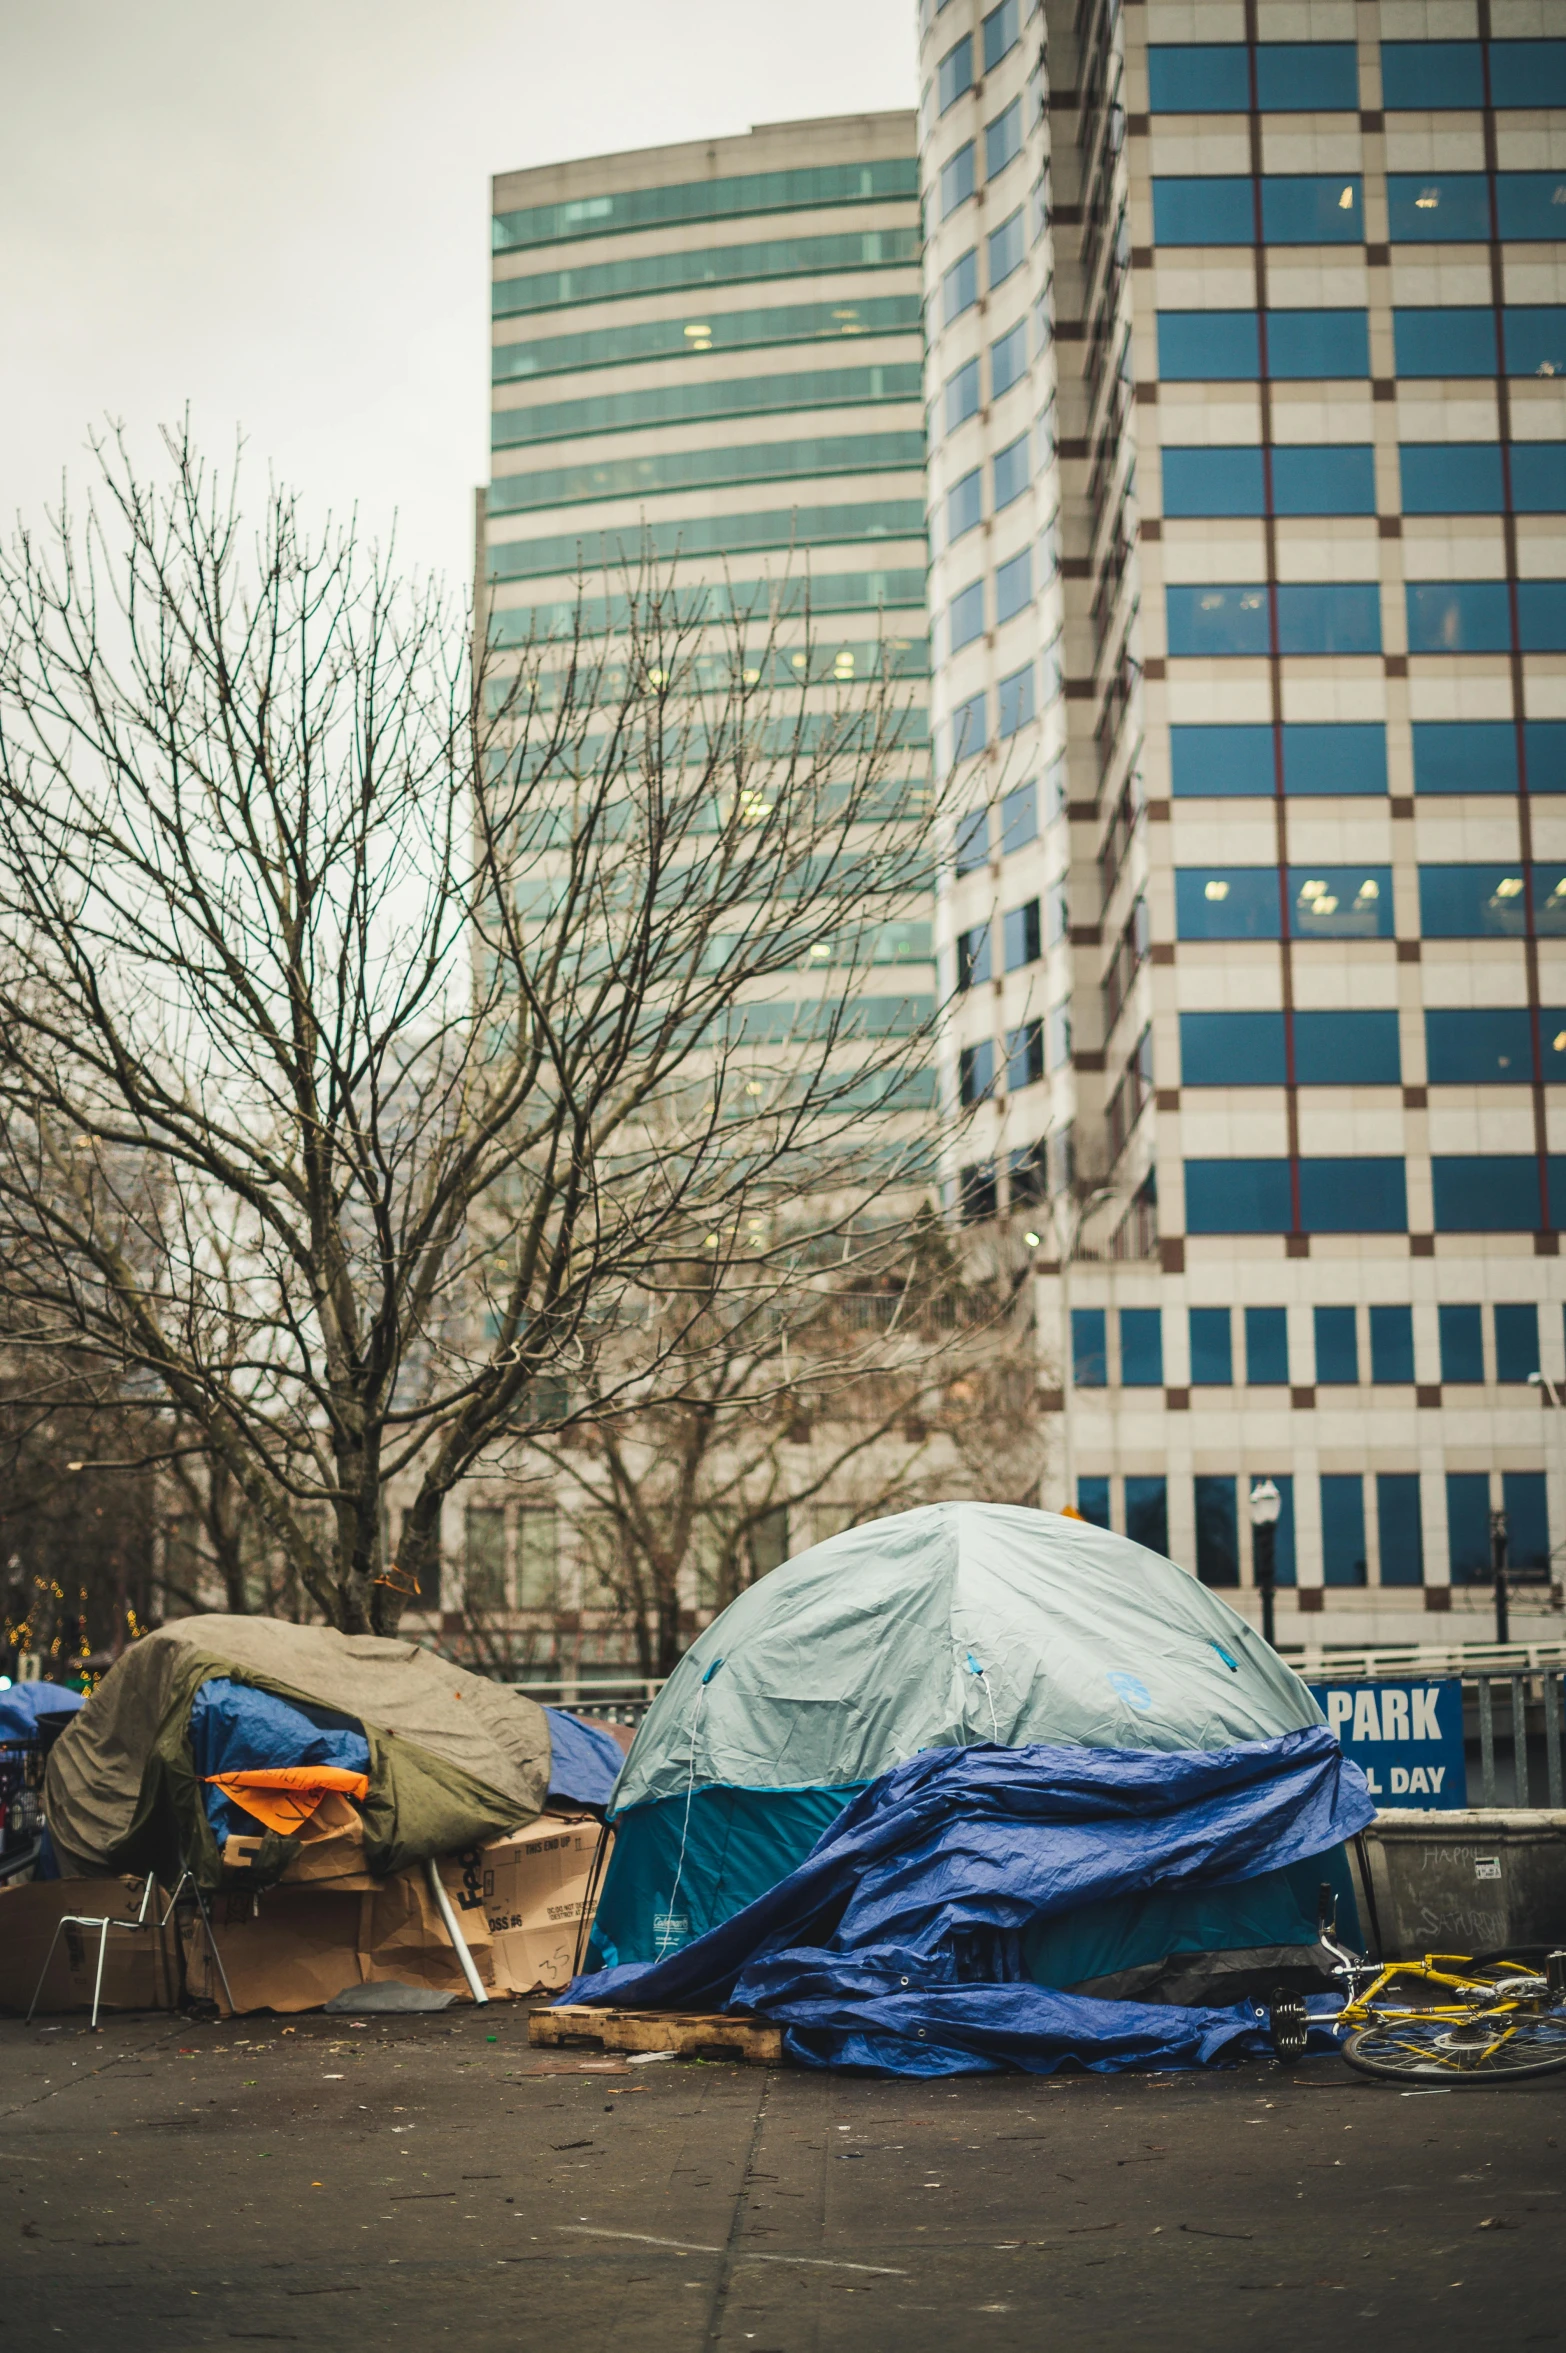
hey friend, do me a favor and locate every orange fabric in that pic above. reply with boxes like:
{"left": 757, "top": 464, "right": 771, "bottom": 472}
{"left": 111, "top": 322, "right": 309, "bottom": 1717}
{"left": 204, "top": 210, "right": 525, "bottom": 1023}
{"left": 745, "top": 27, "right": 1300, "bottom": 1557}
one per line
{"left": 205, "top": 1765, "right": 370, "bottom": 1836}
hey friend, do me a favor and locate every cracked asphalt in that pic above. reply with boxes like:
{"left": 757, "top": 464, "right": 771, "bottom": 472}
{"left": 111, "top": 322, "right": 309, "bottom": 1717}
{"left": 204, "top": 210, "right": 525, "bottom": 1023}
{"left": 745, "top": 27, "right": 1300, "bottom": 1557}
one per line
{"left": 1, "top": 2005, "right": 1562, "bottom": 2351}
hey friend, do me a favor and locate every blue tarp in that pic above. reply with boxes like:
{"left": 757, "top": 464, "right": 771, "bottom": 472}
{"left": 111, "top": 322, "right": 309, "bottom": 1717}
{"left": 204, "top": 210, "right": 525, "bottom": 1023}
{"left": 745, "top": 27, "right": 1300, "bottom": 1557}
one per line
{"left": 543, "top": 1708, "right": 624, "bottom": 1811}
{"left": 564, "top": 1727, "right": 1373, "bottom": 2075}
{"left": 189, "top": 1677, "right": 370, "bottom": 1842}
{"left": 0, "top": 1683, "right": 83, "bottom": 1743}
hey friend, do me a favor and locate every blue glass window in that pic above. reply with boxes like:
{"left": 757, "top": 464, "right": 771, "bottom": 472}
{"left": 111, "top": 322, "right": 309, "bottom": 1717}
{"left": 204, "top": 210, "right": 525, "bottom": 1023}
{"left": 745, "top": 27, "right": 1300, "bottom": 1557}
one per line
{"left": 1381, "top": 41, "right": 1483, "bottom": 109}
{"left": 1267, "top": 310, "right": 1371, "bottom": 378}
{"left": 1271, "top": 445, "right": 1376, "bottom": 515}
{"left": 1180, "top": 1011, "right": 1286, "bottom": 1086}
{"left": 1262, "top": 176, "right": 1364, "bottom": 243}
{"left": 1519, "top": 582, "right": 1566, "bottom": 652}
{"left": 949, "top": 688, "right": 986, "bottom": 765}
{"left": 1073, "top": 1307, "right": 1107, "bottom": 1387}
{"left": 1371, "top": 1305, "right": 1415, "bottom": 1385}
{"left": 1125, "top": 1476, "right": 1169, "bottom": 1556}
{"left": 939, "top": 32, "right": 974, "bottom": 111}
{"left": 946, "top": 467, "right": 983, "bottom": 544}
{"left": 1315, "top": 1305, "right": 1359, "bottom": 1384}
{"left": 1447, "top": 1470, "right": 1492, "bottom": 1584}
{"left": 1388, "top": 174, "right": 1490, "bottom": 243}
{"left": 1246, "top": 1306, "right": 1290, "bottom": 1384}
{"left": 1185, "top": 1160, "right": 1292, "bottom": 1234}
{"left": 1299, "top": 1159, "right": 1407, "bottom": 1233}
{"left": 1425, "top": 1008, "right": 1532, "bottom": 1083}
{"left": 1158, "top": 311, "right": 1261, "bottom": 380}
{"left": 1432, "top": 1155, "right": 1541, "bottom": 1231}
{"left": 1166, "top": 584, "right": 1270, "bottom": 656}
{"left": 1498, "top": 175, "right": 1566, "bottom": 242}
{"left": 1000, "top": 779, "right": 1036, "bottom": 854}
{"left": 1412, "top": 721, "right": 1518, "bottom": 796}
{"left": 991, "top": 320, "right": 1027, "bottom": 398}
{"left": 1161, "top": 448, "right": 1265, "bottom": 517}
{"left": 1418, "top": 865, "right": 1529, "bottom": 939}
{"left": 1440, "top": 1304, "right": 1484, "bottom": 1383}
{"left": 997, "top": 663, "right": 1035, "bottom": 738}
{"left": 1189, "top": 1307, "right": 1234, "bottom": 1385}
{"left": 988, "top": 209, "right": 1026, "bottom": 288}
{"left": 1322, "top": 1474, "right": 1368, "bottom": 1587}
{"left": 1120, "top": 1309, "right": 1164, "bottom": 1388}
{"left": 1153, "top": 178, "right": 1254, "bottom": 246}
{"left": 1496, "top": 1302, "right": 1540, "bottom": 1383}
{"left": 1531, "top": 722, "right": 1566, "bottom": 791}
{"left": 1077, "top": 1475, "right": 1110, "bottom": 1528}
{"left": 1195, "top": 1476, "right": 1239, "bottom": 1588}
{"left": 1176, "top": 868, "right": 1280, "bottom": 940}
{"left": 993, "top": 432, "right": 1031, "bottom": 507}
{"left": 945, "top": 356, "right": 981, "bottom": 431}
{"left": 1171, "top": 724, "right": 1273, "bottom": 796}
{"left": 1275, "top": 583, "right": 1381, "bottom": 655}
{"left": 1407, "top": 582, "right": 1510, "bottom": 655}
{"left": 1503, "top": 1471, "right": 1550, "bottom": 1576}
{"left": 1491, "top": 41, "right": 1566, "bottom": 108}
{"left": 947, "top": 578, "right": 984, "bottom": 653}
{"left": 956, "top": 919, "right": 991, "bottom": 989}
{"left": 995, "top": 547, "right": 1032, "bottom": 624}
{"left": 1378, "top": 1474, "right": 1425, "bottom": 1587}
{"left": 955, "top": 807, "right": 989, "bottom": 876}
{"left": 1394, "top": 308, "right": 1497, "bottom": 378}
{"left": 1003, "top": 898, "right": 1041, "bottom": 970}
{"left": 1147, "top": 46, "right": 1250, "bottom": 112}
{"left": 941, "top": 142, "right": 976, "bottom": 218}
{"left": 1283, "top": 724, "right": 1386, "bottom": 796}
{"left": 959, "top": 1039, "right": 995, "bottom": 1106}
{"left": 1399, "top": 443, "right": 1504, "bottom": 514}
{"left": 944, "top": 247, "right": 979, "bottom": 324}
{"left": 1292, "top": 1010, "right": 1401, "bottom": 1082}
{"left": 1256, "top": 44, "right": 1359, "bottom": 110}
{"left": 1288, "top": 867, "right": 1394, "bottom": 940}
{"left": 1505, "top": 307, "right": 1566, "bottom": 379}
{"left": 1509, "top": 447, "right": 1566, "bottom": 513}
{"left": 1007, "top": 1018, "right": 1044, "bottom": 1089}
{"left": 982, "top": 0, "right": 1018, "bottom": 72}
{"left": 985, "top": 99, "right": 1023, "bottom": 181}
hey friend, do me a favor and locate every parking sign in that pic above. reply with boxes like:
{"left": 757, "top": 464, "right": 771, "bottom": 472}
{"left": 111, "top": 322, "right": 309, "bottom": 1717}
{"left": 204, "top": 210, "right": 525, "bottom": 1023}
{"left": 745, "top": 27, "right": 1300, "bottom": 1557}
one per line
{"left": 1306, "top": 1677, "right": 1468, "bottom": 1809}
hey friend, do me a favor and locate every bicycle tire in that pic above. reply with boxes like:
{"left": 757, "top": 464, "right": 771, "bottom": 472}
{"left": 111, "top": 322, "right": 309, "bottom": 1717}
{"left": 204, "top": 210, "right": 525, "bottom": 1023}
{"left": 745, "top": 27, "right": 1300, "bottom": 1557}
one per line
{"left": 1344, "top": 2009, "right": 1566, "bottom": 2083}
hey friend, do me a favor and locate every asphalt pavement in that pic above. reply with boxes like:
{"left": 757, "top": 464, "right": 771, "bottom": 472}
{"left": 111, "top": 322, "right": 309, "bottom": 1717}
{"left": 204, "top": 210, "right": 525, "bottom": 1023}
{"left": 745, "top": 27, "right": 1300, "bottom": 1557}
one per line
{"left": 2, "top": 2005, "right": 1562, "bottom": 2351}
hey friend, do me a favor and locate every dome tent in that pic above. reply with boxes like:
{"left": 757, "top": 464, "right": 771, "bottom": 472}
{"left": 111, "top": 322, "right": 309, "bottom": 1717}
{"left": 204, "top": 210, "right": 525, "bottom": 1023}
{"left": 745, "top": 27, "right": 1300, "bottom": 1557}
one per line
{"left": 588, "top": 1502, "right": 1360, "bottom": 2002}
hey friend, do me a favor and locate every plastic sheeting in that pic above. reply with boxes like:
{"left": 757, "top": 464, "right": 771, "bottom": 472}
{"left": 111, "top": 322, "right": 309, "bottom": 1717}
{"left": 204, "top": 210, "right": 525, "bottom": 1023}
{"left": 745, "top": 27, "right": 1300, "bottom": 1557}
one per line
{"left": 542, "top": 1708, "right": 629, "bottom": 1812}
{"left": 190, "top": 1678, "right": 370, "bottom": 1842}
{"left": 565, "top": 1727, "right": 1374, "bottom": 2075}
{"left": 0, "top": 1683, "right": 83, "bottom": 1743}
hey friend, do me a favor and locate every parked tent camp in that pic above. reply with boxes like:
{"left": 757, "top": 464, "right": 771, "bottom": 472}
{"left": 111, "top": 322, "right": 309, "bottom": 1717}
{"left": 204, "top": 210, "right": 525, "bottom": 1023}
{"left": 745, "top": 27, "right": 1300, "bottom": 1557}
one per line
{"left": 45, "top": 1617, "right": 619, "bottom": 1891}
{"left": 582, "top": 1503, "right": 1372, "bottom": 2020}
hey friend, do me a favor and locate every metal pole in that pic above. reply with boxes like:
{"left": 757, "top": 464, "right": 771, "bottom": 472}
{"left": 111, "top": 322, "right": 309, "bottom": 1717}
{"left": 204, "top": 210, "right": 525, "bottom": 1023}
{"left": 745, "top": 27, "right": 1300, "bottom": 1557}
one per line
{"left": 1545, "top": 1670, "right": 1564, "bottom": 1811}
{"left": 1491, "top": 1508, "right": 1510, "bottom": 1647}
{"left": 1255, "top": 1518, "right": 1277, "bottom": 1649}
{"left": 1512, "top": 1673, "right": 1532, "bottom": 1808}
{"left": 1478, "top": 1677, "right": 1497, "bottom": 1806}
{"left": 425, "top": 1855, "right": 488, "bottom": 2005}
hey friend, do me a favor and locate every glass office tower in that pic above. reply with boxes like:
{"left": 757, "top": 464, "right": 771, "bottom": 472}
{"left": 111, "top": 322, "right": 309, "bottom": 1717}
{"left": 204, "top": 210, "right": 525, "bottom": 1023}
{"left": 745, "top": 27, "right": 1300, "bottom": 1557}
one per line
{"left": 920, "top": 0, "right": 1566, "bottom": 1638}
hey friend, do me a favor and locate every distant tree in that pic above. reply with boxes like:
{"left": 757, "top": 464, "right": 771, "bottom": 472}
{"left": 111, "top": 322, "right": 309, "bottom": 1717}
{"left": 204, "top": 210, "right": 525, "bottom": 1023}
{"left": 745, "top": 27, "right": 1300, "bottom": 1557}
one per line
{"left": 0, "top": 427, "right": 943, "bottom": 1634}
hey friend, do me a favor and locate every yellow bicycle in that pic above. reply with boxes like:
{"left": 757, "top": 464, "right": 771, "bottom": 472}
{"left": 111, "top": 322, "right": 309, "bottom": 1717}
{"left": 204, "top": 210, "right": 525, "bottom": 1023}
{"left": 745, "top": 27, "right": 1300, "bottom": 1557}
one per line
{"left": 1267, "top": 1893, "right": 1566, "bottom": 2083}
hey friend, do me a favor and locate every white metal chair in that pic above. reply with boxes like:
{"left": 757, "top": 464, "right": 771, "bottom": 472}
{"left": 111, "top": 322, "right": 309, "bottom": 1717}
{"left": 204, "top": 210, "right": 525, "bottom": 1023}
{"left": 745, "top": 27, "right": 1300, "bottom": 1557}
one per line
{"left": 27, "top": 1866, "right": 234, "bottom": 2029}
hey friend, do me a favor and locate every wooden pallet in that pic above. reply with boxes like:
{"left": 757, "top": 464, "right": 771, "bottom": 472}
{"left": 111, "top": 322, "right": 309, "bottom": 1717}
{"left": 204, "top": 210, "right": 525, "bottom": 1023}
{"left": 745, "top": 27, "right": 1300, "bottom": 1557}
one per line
{"left": 529, "top": 2004, "right": 783, "bottom": 2064}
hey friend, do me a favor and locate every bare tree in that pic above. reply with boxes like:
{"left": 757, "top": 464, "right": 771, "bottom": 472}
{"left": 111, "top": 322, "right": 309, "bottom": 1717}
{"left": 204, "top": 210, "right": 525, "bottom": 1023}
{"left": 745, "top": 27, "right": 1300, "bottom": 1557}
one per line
{"left": 0, "top": 427, "right": 946, "bottom": 1634}
{"left": 524, "top": 1220, "right": 1050, "bottom": 1676}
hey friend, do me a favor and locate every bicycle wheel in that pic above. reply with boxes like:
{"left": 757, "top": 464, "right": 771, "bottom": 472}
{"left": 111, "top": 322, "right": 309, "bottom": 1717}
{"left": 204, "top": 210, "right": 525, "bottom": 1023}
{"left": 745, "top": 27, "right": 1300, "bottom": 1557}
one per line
{"left": 1344, "top": 2006, "right": 1566, "bottom": 2083}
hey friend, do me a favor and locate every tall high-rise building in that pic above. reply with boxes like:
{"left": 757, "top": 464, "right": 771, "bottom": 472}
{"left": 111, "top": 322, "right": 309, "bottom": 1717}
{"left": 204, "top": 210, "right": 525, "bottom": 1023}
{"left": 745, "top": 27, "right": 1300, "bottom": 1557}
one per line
{"left": 919, "top": 0, "right": 1566, "bottom": 1639}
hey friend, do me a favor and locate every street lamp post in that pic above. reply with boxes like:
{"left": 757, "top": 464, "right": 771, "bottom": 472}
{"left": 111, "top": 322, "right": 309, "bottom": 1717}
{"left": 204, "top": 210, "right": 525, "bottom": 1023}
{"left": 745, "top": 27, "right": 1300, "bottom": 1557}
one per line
{"left": 1047, "top": 1181, "right": 1118, "bottom": 1517}
{"left": 1248, "top": 1478, "right": 1282, "bottom": 1649}
{"left": 1490, "top": 1507, "right": 1510, "bottom": 1646}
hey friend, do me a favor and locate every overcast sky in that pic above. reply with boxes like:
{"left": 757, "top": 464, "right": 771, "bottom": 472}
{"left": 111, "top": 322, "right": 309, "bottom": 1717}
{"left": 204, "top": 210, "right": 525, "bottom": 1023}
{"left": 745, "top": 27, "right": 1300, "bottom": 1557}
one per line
{"left": 0, "top": 1, "right": 916, "bottom": 595}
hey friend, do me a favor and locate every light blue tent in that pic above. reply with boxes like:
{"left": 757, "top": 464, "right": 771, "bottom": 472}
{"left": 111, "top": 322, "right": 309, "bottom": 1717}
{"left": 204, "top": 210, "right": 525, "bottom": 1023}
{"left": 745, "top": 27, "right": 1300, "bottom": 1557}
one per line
{"left": 588, "top": 1503, "right": 1358, "bottom": 2000}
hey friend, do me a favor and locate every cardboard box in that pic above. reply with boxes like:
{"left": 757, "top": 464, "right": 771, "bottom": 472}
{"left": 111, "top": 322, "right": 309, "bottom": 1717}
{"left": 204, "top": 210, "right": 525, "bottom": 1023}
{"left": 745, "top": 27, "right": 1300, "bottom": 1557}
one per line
{"left": 278, "top": 1789, "right": 378, "bottom": 1890}
{"left": 473, "top": 1814, "right": 610, "bottom": 1994}
{"left": 0, "top": 1877, "right": 180, "bottom": 2015}
{"left": 183, "top": 1855, "right": 500, "bottom": 2015}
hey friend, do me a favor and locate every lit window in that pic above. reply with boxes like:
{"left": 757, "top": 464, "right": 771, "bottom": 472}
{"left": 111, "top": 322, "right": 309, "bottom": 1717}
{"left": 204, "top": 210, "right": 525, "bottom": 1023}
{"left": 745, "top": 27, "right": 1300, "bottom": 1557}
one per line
{"left": 1205, "top": 879, "right": 1230, "bottom": 900}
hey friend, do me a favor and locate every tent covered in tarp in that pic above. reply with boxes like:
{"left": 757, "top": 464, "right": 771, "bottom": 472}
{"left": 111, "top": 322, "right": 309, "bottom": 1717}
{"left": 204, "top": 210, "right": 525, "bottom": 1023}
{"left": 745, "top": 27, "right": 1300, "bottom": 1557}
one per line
{"left": 45, "top": 1617, "right": 555, "bottom": 1889}
{"left": 584, "top": 1502, "right": 1367, "bottom": 2007}
{"left": 0, "top": 1683, "right": 83, "bottom": 1744}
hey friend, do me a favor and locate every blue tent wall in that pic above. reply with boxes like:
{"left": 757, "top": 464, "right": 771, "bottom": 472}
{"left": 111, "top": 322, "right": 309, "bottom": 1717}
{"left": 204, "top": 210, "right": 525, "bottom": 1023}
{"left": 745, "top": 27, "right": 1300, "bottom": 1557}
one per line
{"left": 588, "top": 1786, "right": 861, "bottom": 1969}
